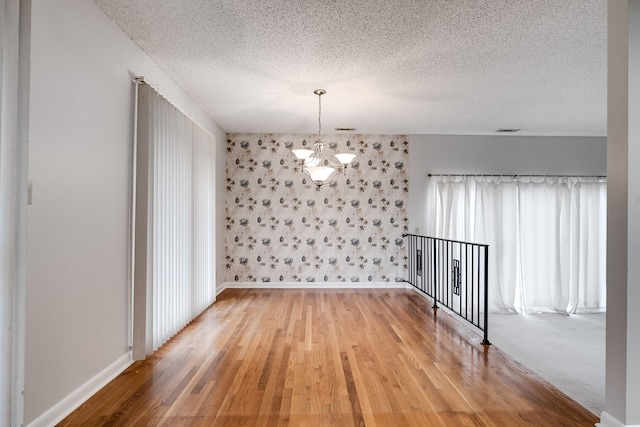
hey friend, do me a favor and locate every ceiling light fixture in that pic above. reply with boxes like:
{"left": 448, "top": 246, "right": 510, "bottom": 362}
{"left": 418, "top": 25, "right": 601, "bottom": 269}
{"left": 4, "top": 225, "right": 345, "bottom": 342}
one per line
{"left": 291, "top": 89, "right": 356, "bottom": 186}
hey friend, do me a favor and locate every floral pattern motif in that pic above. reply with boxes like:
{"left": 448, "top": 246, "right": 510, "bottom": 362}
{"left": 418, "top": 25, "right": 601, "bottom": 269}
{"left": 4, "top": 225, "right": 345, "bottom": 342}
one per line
{"left": 225, "top": 133, "right": 408, "bottom": 283}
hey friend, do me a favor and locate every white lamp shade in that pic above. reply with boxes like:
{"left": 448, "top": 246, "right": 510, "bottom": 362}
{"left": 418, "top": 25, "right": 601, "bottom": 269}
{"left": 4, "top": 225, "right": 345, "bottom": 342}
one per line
{"left": 306, "top": 166, "right": 337, "bottom": 184}
{"left": 334, "top": 152, "right": 356, "bottom": 165}
{"left": 292, "top": 148, "right": 314, "bottom": 160}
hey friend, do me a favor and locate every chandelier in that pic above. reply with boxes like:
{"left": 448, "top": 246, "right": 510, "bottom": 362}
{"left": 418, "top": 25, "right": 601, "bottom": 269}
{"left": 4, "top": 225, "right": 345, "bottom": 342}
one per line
{"left": 291, "top": 89, "right": 356, "bottom": 186}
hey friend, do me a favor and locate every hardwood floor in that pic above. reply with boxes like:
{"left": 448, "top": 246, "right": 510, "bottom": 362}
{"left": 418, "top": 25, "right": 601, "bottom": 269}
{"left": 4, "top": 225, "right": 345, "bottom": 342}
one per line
{"left": 59, "top": 288, "right": 598, "bottom": 426}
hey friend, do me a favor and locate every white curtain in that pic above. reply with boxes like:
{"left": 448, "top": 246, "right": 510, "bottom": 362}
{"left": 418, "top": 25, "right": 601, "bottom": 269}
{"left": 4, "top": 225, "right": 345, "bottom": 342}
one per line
{"left": 474, "top": 177, "right": 519, "bottom": 312}
{"left": 572, "top": 178, "right": 607, "bottom": 311}
{"left": 518, "top": 177, "right": 573, "bottom": 312}
{"left": 0, "top": 1, "right": 30, "bottom": 425}
{"left": 433, "top": 176, "right": 475, "bottom": 241}
{"left": 426, "top": 175, "right": 606, "bottom": 314}
{"left": 134, "top": 82, "right": 216, "bottom": 357}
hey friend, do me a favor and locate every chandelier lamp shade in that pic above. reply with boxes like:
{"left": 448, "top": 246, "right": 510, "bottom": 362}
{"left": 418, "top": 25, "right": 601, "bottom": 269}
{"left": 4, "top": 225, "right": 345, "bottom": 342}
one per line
{"left": 291, "top": 89, "right": 356, "bottom": 186}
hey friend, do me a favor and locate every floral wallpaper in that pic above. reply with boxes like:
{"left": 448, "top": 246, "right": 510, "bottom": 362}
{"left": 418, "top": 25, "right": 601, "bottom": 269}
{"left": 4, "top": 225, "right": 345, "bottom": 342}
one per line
{"left": 225, "top": 133, "right": 408, "bottom": 284}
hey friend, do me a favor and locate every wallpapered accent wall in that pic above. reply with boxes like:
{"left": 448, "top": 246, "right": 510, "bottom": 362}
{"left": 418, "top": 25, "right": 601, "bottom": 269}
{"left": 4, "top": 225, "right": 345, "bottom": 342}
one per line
{"left": 225, "top": 133, "right": 408, "bottom": 284}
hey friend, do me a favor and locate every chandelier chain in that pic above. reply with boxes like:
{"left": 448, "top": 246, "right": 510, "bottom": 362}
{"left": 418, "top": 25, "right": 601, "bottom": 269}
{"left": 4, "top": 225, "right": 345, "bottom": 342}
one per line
{"left": 318, "top": 92, "right": 322, "bottom": 137}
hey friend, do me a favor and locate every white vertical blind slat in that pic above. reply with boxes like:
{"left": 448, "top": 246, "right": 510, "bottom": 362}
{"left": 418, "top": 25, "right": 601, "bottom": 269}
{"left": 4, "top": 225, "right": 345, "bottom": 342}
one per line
{"left": 164, "top": 98, "right": 171, "bottom": 347}
{"left": 155, "top": 94, "right": 160, "bottom": 349}
{"left": 152, "top": 91, "right": 158, "bottom": 349}
{"left": 183, "top": 115, "right": 190, "bottom": 326}
{"left": 156, "top": 93, "right": 162, "bottom": 349}
{"left": 164, "top": 97, "right": 169, "bottom": 345}
{"left": 168, "top": 101, "right": 175, "bottom": 346}
{"left": 159, "top": 94, "right": 166, "bottom": 349}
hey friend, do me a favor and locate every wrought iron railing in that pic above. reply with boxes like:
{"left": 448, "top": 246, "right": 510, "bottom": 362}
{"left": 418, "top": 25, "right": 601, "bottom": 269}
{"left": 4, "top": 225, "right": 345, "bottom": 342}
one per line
{"left": 403, "top": 234, "right": 490, "bottom": 345}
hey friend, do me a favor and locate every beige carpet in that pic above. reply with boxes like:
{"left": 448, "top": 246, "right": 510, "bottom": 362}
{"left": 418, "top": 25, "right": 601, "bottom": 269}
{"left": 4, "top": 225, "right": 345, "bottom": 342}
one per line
{"left": 487, "top": 312, "right": 605, "bottom": 415}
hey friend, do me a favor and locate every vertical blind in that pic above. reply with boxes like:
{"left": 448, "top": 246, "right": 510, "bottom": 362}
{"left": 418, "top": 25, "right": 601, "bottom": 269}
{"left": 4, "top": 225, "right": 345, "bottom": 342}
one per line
{"left": 425, "top": 175, "right": 606, "bottom": 314}
{"left": 0, "top": 0, "right": 30, "bottom": 424}
{"left": 134, "top": 81, "right": 216, "bottom": 357}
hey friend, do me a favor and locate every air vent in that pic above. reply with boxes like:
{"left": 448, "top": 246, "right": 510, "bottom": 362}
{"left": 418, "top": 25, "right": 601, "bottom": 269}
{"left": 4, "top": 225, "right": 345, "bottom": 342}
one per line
{"left": 335, "top": 127, "right": 356, "bottom": 132}
{"left": 495, "top": 128, "right": 520, "bottom": 133}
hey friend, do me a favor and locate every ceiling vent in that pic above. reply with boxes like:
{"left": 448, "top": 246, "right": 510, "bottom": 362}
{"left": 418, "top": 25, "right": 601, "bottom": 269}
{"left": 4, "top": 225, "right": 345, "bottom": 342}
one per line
{"left": 495, "top": 128, "right": 520, "bottom": 133}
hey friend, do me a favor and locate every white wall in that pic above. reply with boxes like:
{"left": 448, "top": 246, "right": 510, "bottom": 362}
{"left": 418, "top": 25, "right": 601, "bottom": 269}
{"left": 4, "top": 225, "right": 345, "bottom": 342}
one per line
{"left": 408, "top": 134, "right": 606, "bottom": 233}
{"left": 604, "top": 1, "right": 640, "bottom": 425}
{"left": 26, "top": 0, "right": 225, "bottom": 424}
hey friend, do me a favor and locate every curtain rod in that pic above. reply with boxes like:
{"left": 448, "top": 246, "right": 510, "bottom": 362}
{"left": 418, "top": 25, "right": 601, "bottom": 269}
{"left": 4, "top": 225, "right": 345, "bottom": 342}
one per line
{"left": 428, "top": 173, "right": 606, "bottom": 178}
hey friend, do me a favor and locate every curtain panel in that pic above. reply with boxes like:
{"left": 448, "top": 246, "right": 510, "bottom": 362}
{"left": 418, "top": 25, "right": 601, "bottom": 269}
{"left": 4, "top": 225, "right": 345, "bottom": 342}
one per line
{"left": 133, "top": 82, "right": 216, "bottom": 358}
{"left": 426, "top": 175, "right": 606, "bottom": 314}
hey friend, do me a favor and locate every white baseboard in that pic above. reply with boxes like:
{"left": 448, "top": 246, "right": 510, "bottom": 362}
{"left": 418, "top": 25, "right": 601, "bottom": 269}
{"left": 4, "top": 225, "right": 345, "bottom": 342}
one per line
{"left": 222, "top": 281, "right": 408, "bottom": 290}
{"left": 26, "top": 352, "right": 132, "bottom": 427}
{"left": 216, "top": 282, "right": 228, "bottom": 295}
{"left": 597, "top": 411, "right": 640, "bottom": 427}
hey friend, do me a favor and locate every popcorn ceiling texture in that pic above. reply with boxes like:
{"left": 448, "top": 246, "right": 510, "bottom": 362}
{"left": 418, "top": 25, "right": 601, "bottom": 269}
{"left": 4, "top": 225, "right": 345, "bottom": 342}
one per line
{"left": 225, "top": 134, "right": 408, "bottom": 283}
{"left": 93, "top": 0, "right": 606, "bottom": 136}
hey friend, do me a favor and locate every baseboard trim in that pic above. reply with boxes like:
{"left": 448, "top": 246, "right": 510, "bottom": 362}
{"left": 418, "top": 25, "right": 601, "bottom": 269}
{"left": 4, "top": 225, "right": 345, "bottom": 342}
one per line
{"left": 222, "top": 281, "right": 408, "bottom": 290}
{"left": 26, "top": 352, "right": 132, "bottom": 427}
{"left": 597, "top": 411, "right": 640, "bottom": 427}
{"left": 216, "top": 282, "right": 228, "bottom": 296}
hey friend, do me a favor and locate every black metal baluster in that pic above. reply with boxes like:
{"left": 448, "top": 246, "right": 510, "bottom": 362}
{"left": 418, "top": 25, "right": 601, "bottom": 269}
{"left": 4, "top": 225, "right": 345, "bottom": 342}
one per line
{"left": 449, "top": 241, "right": 452, "bottom": 308}
{"left": 464, "top": 243, "right": 468, "bottom": 321}
{"left": 433, "top": 238, "right": 438, "bottom": 309}
{"left": 471, "top": 244, "right": 475, "bottom": 325}
{"left": 482, "top": 245, "right": 490, "bottom": 345}
{"left": 420, "top": 236, "right": 424, "bottom": 292}
{"left": 411, "top": 235, "right": 415, "bottom": 286}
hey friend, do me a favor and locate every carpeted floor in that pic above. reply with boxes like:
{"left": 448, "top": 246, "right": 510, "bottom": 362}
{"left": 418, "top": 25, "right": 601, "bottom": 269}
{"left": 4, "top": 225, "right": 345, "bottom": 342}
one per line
{"left": 487, "top": 312, "right": 605, "bottom": 415}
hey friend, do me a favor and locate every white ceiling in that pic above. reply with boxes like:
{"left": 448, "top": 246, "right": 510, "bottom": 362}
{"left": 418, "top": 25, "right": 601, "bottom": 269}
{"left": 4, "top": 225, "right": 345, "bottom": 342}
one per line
{"left": 93, "top": 0, "right": 607, "bottom": 136}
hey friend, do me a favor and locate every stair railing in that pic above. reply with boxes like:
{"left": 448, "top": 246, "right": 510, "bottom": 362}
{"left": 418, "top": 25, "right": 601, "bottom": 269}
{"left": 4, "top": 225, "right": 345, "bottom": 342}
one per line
{"left": 403, "top": 234, "right": 490, "bottom": 346}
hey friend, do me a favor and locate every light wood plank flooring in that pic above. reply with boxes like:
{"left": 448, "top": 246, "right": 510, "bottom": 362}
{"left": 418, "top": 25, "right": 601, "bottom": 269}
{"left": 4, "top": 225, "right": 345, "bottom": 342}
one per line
{"left": 59, "top": 288, "right": 598, "bottom": 426}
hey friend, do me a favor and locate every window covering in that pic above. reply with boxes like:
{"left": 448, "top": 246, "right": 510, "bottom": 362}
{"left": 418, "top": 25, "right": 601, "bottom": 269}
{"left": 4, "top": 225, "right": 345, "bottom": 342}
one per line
{"left": 133, "top": 81, "right": 216, "bottom": 357}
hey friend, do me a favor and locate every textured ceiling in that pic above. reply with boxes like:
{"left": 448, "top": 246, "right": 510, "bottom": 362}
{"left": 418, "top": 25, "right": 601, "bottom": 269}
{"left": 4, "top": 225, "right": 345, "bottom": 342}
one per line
{"left": 93, "top": 0, "right": 607, "bottom": 136}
